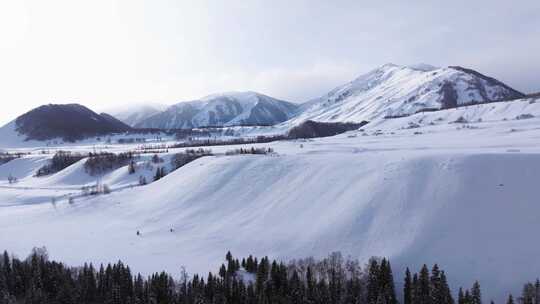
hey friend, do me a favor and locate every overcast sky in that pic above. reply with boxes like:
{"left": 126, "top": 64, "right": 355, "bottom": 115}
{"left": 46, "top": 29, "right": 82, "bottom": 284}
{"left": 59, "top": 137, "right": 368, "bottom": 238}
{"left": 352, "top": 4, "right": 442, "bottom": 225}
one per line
{"left": 0, "top": 0, "right": 539, "bottom": 125}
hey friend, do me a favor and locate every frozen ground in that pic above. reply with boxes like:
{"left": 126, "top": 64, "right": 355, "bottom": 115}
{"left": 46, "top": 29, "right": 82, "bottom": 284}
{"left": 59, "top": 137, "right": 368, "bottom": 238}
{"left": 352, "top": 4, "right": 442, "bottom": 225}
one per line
{"left": 1, "top": 100, "right": 540, "bottom": 301}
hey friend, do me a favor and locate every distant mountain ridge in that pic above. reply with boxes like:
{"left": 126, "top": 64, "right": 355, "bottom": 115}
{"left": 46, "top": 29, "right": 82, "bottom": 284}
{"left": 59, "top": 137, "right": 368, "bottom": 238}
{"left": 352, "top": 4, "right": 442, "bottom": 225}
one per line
{"left": 12, "top": 104, "right": 131, "bottom": 142}
{"left": 106, "top": 102, "right": 167, "bottom": 127}
{"left": 0, "top": 64, "right": 530, "bottom": 144}
{"left": 136, "top": 91, "right": 299, "bottom": 129}
{"left": 289, "top": 64, "right": 525, "bottom": 124}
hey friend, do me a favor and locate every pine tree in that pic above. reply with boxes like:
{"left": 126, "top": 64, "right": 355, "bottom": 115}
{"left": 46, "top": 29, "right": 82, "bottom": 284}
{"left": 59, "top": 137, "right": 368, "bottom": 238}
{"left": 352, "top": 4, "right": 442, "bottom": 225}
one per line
{"left": 534, "top": 279, "right": 540, "bottom": 304}
{"left": 507, "top": 294, "right": 514, "bottom": 304}
{"left": 367, "top": 259, "right": 380, "bottom": 304}
{"left": 0, "top": 266, "right": 8, "bottom": 304}
{"left": 419, "top": 264, "right": 431, "bottom": 304}
{"left": 430, "top": 264, "right": 442, "bottom": 304}
{"left": 465, "top": 289, "right": 472, "bottom": 304}
{"left": 458, "top": 288, "right": 465, "bottom": 304}
{"left": 522, "top": 282, "right": 539, "bottom": 304}
{"left": 1, "top": 252, "right": 11, "bottom": 296}
{"left": 440, "top": 271, "right": 454, "bottom": 304}
{"left": 404, "top": 268, "right": 412, "bottom": 304}
{"left": 379, "top": 259, "right": 397, "bottom": 304}
{"left": 471, "top": 281, "right": 482, "bottom": 304}
{"left": 306, "top": 266, "right": 316, "bottom": 304}
{"left": 256, "top": 257, "right": 269, "bottom": 297}
{"left": 412, "top": 273, "right": 420, "bottom": 304}
{"left": 289, "top": 270, "right": 304, "bottom": 304}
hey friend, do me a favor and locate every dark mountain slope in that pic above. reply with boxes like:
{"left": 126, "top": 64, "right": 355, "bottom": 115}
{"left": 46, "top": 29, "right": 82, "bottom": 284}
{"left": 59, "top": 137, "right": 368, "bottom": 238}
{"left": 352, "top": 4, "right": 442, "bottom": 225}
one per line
{"left": 14, "top": 104, "right": 131, "bottom": 142}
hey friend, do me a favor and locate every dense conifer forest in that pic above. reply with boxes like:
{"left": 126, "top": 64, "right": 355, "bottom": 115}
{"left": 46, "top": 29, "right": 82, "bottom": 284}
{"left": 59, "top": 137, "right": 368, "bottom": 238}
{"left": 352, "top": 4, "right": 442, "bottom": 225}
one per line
{"left": 0, "top": 249, "right": 538, "bottom": 304}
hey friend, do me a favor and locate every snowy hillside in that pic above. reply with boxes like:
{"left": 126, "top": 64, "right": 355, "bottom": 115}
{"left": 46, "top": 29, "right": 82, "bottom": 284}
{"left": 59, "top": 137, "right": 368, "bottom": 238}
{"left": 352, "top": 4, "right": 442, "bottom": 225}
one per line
{"left": 365, "top": 96, "right": 540, "bottom": 131}
{"left": 136, "top": 91, "right": 299, "bottom": 129}
{"left": 105, "top": 102, "right": 167, "bottom": 127}
{"left": 2, "top": 110, "right": 540, "bottom": 301}
{"left": 291, "top": 64, "right": 524, "bottom": 124}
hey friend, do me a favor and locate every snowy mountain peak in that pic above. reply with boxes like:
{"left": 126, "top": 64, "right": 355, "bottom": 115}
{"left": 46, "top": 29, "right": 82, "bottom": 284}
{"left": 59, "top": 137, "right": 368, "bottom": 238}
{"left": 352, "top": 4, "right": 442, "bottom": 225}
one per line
{"left": 291, "top": 64, "right": 525, "bottom": 124}
{"left": 136, "top": 91, "right": 299, "bottom": 129}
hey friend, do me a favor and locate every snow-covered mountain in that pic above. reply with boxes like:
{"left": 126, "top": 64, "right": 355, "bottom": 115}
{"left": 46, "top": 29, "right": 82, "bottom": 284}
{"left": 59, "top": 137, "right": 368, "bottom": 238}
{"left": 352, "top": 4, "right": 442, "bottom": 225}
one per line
{"left": 106, "top": 102, "right": 167, "bottom": 127}
{"left": 291, "top": 64, "right": 524, "bottom": 124}
{"left": 1, "top": 104, "right": 131, "bottom": 143}
{"left": 136, "top": 91, "right": 299, "bottom": 129}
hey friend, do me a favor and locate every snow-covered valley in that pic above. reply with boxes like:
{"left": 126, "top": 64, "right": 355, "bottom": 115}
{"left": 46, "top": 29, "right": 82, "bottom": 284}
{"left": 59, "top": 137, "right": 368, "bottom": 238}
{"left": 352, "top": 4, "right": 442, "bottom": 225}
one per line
{"left": 2, "top": 98, "right": 540, "bottom": 301}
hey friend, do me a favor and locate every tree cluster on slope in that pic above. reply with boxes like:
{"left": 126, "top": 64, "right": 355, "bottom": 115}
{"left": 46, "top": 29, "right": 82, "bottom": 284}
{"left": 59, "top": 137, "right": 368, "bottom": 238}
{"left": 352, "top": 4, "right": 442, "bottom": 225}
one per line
{"left": 170, "top": 149, "right": 212, "bottom": 170}
{"left": 83, "top": 152, "right": 138, "bottom": 176}
{"left": 35, "top": 151, "right": 86, "bottom": 176}
{"left": 287, "top": 120, "right": 368, "bottom": 139}
{"left": 0, "top": 153, "right": 24, "bottom": 166}
{"left": 225, "top": 147, "right": 274, "bottom": 155}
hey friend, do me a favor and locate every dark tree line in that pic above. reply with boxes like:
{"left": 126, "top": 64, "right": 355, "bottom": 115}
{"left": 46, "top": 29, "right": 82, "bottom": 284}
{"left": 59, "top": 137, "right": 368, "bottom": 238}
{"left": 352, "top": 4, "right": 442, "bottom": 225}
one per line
{"left": 224, "top": 147, "right": 274, "bottom": 156}
{"left": 287, "top": 121, "right": 368, "bottom": 139}
{"left": 84, "top": 152, "right": 138, "bottom": 176}
{"left": 403, "top": 264, "right": 453, "bottom": 304}
{"left": 0, "top": 249, "right": 538, "bottom": 304}
{"left": 170, "top": 149, "right": 212, "bottom": 171}
{"left": 0, "top": 152, "right": 25, "bottom": 166}
{"left": 166, "top": 135, "right": 287, "bottom": 150}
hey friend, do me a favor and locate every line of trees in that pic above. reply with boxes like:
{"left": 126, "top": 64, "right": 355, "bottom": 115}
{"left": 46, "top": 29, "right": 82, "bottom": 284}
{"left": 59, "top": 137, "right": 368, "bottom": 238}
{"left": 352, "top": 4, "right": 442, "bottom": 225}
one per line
{"left": 225, "top": 147, "right": 274, "bottom": 155}
{"left": 84, "top": 152, "right": 138, "bottom": 176}
{"left": 170, "top": 149, "right": 212, "bottom": 171}
{"left": 0, "top": 249, "right": 538, "bottom": 304}
{"left": 166, "top": 135, "right": 287, "bottom": 150}
{"left": 0, "top": 152, "right": 25, "bottom": 166}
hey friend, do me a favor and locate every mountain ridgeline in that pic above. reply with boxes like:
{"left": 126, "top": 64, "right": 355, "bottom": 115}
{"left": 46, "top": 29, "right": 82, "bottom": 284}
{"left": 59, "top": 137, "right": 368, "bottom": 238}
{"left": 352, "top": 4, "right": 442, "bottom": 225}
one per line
{"left": 1, "top": 64, "right": 531, "bottom": 143}
{"left": 118, "top": 64, "right": 526, "bottom": 129}
{"left": 135, "top": 91, "right": 300, "bottom": 129}
{"left": 288, "top": 64, "right": 525, "bottom": 124}
{"left": 13, "top": 104, "right": 131, "bottom": 142}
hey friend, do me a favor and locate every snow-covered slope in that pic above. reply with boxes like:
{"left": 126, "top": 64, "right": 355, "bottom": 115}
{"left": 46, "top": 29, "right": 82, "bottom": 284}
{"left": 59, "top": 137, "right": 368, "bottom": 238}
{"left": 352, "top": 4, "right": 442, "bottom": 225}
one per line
{"left": 106, "top": 102, "right": 167, "bottom": 127}
{"left": 365, "top": 96, "right": 540, "bottom": 131}
{"left": 291, "top": 64, "right": 524, "bottom": 124}
{"left": 2, "top": 115, "right": 540, "bottom": 301}
{"left": 136, "top": 91, "right": 299, "bottom": 129}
